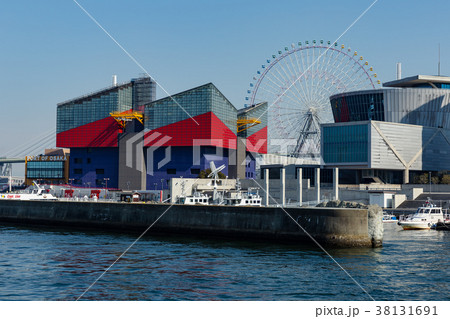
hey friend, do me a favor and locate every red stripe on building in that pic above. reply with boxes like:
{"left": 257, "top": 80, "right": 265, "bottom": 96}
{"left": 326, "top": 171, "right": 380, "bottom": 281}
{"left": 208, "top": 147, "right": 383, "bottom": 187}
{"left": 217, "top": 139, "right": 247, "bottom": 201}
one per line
{"left": 246, "top": 126, "right": 267, "bottom": 154}
{"left": 56, "top": 116, "right": 120, "bottom": 148}
{"left": 144, "top": 111, "right": 237, "bottom": 149}
{"left": 340, "top": 97, "right": 350, "bottom": 122}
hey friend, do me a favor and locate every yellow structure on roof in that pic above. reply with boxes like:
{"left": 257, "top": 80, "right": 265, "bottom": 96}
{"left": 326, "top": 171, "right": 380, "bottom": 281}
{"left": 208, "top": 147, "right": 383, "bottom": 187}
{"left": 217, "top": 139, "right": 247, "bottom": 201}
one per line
{"left": 110, "top": 111, "right": 144, "bottom": 129}
{"left": 237, "top": 118, "right": 261, "bottom": 133}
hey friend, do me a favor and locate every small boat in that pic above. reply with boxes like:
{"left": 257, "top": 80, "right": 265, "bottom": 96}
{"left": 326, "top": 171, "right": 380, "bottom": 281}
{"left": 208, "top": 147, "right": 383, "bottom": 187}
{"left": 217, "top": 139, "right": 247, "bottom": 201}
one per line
{"left": 224, "top": 188, "right": 262, "bottom": 207}
{"left": 0, "top": 181, "right": 57, "bottom": 201}
{"left": 397, "top": 200, "right": 445, "bottom": 230}
{"left": 176, "top": 192, "right": 210, "bottom": 205}
{"left": 382, "top": 213, "right": 398, "bottom": 223}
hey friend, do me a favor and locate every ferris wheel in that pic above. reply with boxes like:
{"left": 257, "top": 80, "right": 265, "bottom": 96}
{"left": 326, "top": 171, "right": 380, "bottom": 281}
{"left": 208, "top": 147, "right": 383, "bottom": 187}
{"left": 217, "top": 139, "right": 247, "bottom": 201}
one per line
{"left": 246, "top": 40, "right": 380, "bottom": 158}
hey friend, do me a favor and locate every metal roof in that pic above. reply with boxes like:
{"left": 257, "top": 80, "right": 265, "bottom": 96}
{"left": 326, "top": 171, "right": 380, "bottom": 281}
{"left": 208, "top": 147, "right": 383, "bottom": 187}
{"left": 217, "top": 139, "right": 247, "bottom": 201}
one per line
{"left": 237, "top": 102, "right": 267, "bottom": 115}
{"left": 383, "top": 75, "right": 450, "bottom": 88}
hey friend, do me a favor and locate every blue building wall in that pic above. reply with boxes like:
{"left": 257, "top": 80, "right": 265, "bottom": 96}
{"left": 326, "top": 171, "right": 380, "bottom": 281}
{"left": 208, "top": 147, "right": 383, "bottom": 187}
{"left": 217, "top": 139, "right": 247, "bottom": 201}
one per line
{"left": 245, "top": 153, "right": 256, "bottom": 179}
{"left": 146, "top": 146, "right": 230, "bottom": 190}
{"left": 69, "top": 147, "right": 119, "bottom": 188}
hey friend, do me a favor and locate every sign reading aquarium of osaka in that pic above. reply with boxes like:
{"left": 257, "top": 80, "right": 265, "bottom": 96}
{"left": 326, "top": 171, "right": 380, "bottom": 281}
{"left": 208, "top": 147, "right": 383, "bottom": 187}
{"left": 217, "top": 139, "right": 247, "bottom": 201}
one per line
{"left": 26, "top": 156, "right": 67, "bottom": 162}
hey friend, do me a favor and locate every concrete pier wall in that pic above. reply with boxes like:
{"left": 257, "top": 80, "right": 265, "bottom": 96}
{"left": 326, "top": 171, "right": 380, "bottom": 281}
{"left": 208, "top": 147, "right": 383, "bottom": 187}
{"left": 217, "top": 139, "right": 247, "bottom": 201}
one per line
{"left": 0, "top": 200, "right": 381, "bottom": 248}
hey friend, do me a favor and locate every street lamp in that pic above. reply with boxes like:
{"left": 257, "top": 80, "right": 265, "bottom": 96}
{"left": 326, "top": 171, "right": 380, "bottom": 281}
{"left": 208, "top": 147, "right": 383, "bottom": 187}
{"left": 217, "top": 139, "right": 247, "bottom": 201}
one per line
{"left": 127, "top": 181, "right": 130, "bottom": 190}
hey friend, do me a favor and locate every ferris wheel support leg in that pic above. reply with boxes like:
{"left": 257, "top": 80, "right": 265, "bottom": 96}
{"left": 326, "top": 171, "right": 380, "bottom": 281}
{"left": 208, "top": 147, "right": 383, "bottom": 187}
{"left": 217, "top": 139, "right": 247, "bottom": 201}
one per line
{"left": 264, "top": 169, "right": 270, "bottom": 207}
{"left": 280, "top": 167, "right": 286, "bottom": 207}
{"left": 297, "top": 168, "right": 303, "bottom": 207}
{"left": 316, "top": 167, "right": 321, "bottom": 204}
{"left": 333, "top": 167, "right": 339, "bottom": 201}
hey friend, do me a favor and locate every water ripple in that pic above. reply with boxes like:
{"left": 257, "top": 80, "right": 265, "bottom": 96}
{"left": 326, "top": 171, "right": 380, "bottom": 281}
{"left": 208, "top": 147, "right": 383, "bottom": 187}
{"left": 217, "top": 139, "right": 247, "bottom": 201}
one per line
{"left": 0, "top": 222, "right": 448, "bottom": 300}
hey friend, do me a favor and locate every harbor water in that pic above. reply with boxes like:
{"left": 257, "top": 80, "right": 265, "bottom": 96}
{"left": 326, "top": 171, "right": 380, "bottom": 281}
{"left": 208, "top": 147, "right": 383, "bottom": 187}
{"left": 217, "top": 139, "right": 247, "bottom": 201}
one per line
{"left": 0, "top": 222, "right": 448, "bottom": 301}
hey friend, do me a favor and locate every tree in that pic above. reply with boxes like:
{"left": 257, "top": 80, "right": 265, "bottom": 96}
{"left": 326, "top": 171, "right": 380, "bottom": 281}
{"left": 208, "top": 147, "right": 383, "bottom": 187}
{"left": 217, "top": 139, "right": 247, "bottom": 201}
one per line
{"left": 198, "top": 168, "right": 226, "bottom": 179}
{"left": 441, "top": 174, "right": 450, "bottom": 184}
{"left": 413, "top": 173, "right": 429, "bottom": 184}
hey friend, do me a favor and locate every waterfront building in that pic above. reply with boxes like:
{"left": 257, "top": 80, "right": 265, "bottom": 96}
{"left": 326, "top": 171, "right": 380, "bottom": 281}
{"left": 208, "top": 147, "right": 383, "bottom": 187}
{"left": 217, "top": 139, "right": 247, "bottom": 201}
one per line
{"left": 25, "top": 149, "right": 70, "bottom": 186}
{"left": 142, "top": 83, "right": 267, "bottom": 189}
{"left": 322, "top": 75, "right": 450, "bottom": 184}
{"left": 56, "top": 76, "right": 156, "bottom": 188}
{"left": 56, "top": 78, "right": 267, "bottom": 190}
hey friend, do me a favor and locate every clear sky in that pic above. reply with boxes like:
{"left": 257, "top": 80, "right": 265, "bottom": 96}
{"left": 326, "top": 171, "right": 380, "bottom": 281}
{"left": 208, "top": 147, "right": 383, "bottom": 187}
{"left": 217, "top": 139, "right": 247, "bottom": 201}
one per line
{"left": 1, "top": 0, "right": 450, "bottom": 174}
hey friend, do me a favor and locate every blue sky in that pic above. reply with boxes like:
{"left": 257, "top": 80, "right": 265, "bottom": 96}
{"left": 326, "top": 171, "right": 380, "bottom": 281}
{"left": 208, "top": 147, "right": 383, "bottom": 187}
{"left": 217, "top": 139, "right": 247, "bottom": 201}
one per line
{"left": 1, "top": 0, "right": 450, "bottom": 174}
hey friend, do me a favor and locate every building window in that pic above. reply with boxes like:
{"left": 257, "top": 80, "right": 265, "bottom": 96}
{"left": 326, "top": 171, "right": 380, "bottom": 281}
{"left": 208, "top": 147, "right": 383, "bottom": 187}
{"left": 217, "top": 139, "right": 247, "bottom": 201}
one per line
{"left": 167, "top": 169, "right": 176, "bottom": 174}
{"left": 26, "top": 161, "right": 64, "bottom": 179}
{"left": 87, "top": 158, "right": 91, "bottom": 164}
{"left": 74, "top": 168, "right": 83, "bottom": 175}
{"left": 74, "top": 158, "right": 82, "bottom": 164}
{"left": 323, "top": 124, "right": 368, "bottom": 163}
{"left": 190, "top": 168, "right": 200, "bottom": 175}
{"left": 96, "top": 169, "right": 105, "bottom": 175}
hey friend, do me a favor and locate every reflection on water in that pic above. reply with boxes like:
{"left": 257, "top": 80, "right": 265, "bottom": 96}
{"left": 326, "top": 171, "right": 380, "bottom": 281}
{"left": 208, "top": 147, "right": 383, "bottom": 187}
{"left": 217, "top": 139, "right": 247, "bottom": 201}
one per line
{"left": 0, "top": 222, "right": 448, "bottom": 300}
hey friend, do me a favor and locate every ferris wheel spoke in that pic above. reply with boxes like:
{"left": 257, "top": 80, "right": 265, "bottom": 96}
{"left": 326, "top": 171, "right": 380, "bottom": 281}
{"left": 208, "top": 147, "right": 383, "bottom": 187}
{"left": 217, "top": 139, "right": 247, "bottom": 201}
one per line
{"left": 266, "top": 72, "right": 310, "bottom": 107}
{"left": 285, "top": 48, "right": 311, "bottom": 104}
{"left": 298, "top": 47, "right": 313, "bottom": 102}
{"left": 269, "top": 66, "right": 308, "bottom": 105}
{"left": 317, "top": 46, "right": 336, "bottom": 79}
{"left": 259, "top": 85, "right": 307, "bottom": 107}
{"left": 276, "top": 59, "right": 309, "bottom": 104}
{"left": 263, "top": 71, "right": 288, "bottom": 92}
{"left": 292, "top": 49, "right": 311, "bottom": 103}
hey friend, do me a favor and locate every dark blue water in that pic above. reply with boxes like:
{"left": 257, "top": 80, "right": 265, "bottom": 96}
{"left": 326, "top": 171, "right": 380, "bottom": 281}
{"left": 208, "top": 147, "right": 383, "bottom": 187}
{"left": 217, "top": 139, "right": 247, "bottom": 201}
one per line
{"left": 0, "top": 223, "right": 448, "bottom": 301}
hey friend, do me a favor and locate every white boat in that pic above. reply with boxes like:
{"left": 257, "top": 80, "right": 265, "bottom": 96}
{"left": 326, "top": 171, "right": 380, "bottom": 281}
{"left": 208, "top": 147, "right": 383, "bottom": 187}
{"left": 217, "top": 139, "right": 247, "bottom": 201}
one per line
{"left": 397, "top": 201, "right": 445, "bottom": 230}
{"left": 0, "top": 182, "right": 57, "bottom": 201}
{"left": 224, "top": 188, "right": 262, "bottom": 207}
{"left": 382, "top": 213, "right": 398, "bottom": 223}
{"left": 176, "top": 192, "right": 210, "bottom": 205}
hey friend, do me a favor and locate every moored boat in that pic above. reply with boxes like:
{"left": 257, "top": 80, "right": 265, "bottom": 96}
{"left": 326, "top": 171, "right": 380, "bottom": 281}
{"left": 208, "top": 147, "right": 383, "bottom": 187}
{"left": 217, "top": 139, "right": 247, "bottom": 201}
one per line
{"left": 0, "top": 182, "right": 57, "bottom": 201}
{"left": 382, "top": 213, "right": 398, "bottom": 223}
{"left": 224, "top": 188, "right": 262, "bottom": 207}
{"left": 397, "top": 201, "right": 445, "bottom": 230}
{"left": 176, "top": 192, "right": 210, "bottom": 205}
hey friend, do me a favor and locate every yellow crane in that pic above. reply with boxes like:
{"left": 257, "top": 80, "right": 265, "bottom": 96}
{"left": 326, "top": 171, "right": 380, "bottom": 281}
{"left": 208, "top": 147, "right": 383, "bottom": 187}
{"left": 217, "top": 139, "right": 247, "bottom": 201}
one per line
{"left": 237, "top": 118, "right": 261, "bottom": 133}
{"left": 110, "top": 111, "right": 144, "bottom": 129}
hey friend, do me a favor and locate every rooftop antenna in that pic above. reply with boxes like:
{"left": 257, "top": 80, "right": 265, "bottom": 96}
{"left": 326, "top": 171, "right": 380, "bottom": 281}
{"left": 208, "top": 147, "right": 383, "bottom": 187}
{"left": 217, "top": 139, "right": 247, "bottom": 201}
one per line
{"left": 438, "top": 43, "right": 441, "bottom": 76}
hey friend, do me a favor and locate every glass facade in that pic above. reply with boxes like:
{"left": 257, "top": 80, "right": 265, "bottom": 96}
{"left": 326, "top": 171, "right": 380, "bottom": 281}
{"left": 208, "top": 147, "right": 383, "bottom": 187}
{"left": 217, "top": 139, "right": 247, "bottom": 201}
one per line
{"left": 57, "top": 85, "right": 131, "bottom": 133}
{"left": 57, "top": 77, "right": 156, "bottom": 134}
{"left": 330, "top": 92, "right": 384, "bottom": 123}
{"left": 132, "top": 77, "right": 157, "bottom": 111}
{"left": 211, "top": 86, "right": 237, "bottom": 133}
{"left": 145, "top": 83, "right": 237, "bottom": 133}
{"left": 322, "top": 124, "right": 368, "bottom": 163}
{"left": 26, "top": 161, "right": 64, "bottom": 179}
